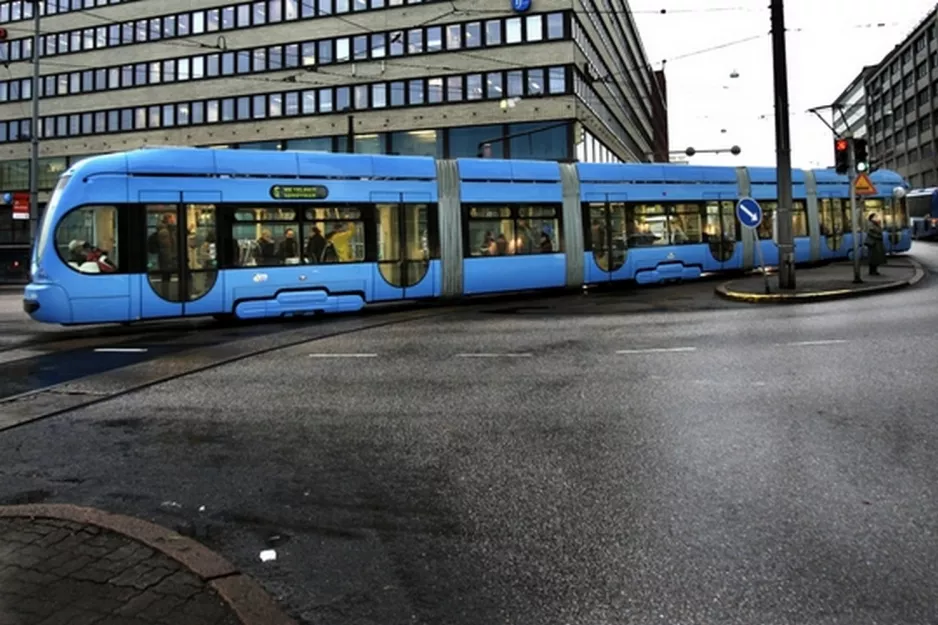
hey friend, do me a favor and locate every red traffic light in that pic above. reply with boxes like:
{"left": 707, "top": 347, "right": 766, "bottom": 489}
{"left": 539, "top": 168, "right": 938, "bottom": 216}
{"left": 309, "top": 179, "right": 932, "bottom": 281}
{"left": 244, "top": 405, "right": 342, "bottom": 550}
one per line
{"left": 835, "top": 139, "right": 848, "bottom": 151}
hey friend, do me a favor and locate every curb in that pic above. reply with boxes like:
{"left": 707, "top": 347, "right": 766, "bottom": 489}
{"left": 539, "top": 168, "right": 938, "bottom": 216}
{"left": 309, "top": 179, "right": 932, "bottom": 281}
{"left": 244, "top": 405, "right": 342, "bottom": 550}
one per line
{"left": 0, "top": 503, "right": 297, "bottom": 625}
{"left": 715, "top": 259, "right": 926, "bottom": 304}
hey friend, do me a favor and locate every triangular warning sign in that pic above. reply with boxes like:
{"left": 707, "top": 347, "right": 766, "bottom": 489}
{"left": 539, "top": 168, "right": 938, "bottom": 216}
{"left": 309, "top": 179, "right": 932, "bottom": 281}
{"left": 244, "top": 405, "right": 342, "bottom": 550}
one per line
{"left": 854, "top": 172, "right": 878, "bottom": 196}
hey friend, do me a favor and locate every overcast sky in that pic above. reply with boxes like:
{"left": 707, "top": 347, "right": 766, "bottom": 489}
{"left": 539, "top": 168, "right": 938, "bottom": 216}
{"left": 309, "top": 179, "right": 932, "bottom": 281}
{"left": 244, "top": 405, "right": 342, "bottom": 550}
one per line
{"left": 629, "top": 0, "right": 936, "bottom": 168}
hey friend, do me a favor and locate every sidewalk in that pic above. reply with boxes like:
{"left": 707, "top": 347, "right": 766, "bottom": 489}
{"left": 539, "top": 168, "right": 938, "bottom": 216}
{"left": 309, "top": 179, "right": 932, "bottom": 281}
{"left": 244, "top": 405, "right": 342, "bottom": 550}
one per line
{"left": 0, "top": 504, "right": 296, "bottom": 625}
{"left": 716, "top": 256, "right": 924, "bottom": 303}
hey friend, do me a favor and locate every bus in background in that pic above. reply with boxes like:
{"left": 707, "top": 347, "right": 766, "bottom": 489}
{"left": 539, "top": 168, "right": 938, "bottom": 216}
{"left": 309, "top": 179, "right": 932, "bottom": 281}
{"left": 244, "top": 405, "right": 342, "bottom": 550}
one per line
{"left": 907, "top": 188, "right": 938, "bottom": 240}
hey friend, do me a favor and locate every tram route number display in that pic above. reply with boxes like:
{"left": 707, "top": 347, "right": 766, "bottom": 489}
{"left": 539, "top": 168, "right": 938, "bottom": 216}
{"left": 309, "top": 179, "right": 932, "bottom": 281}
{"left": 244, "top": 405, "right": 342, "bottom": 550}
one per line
{"left": 269, "top": 185, "right": 329, "bottom": 200}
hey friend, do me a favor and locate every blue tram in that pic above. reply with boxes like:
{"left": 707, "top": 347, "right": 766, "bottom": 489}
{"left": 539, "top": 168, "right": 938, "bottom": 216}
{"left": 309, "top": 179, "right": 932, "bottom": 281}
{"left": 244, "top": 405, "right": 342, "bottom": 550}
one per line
{"left": 907, "top": 187, "right": 938, "bottom": 240}
{"left": 23, "top": 147, "right": 912, "bottom": 325}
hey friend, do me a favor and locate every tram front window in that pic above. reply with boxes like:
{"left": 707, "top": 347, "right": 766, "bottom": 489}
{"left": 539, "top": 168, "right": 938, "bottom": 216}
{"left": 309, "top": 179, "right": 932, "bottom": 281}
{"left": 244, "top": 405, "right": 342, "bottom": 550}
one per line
{"left": 34, "top": 174, "right": 71, "bottom": 268}
{"left": 864, "top": 198, "right": 889, "bottom": 230}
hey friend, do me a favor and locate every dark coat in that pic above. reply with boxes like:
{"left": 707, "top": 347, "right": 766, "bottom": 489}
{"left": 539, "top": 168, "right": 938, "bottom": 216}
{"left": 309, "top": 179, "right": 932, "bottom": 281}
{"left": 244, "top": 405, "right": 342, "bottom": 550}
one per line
{"left": 866, "top": 222, "right": 886, "bottom": 266}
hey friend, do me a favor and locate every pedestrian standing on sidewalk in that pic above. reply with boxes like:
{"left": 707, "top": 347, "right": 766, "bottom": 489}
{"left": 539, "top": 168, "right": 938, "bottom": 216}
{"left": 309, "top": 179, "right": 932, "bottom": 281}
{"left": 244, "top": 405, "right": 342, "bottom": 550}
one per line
{"left": 865, "top": 212, "right": 885, "bottom": 276}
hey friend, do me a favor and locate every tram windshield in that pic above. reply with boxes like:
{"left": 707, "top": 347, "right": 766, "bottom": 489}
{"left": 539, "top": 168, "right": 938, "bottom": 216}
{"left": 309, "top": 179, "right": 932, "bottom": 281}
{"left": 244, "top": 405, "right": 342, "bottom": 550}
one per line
{"left": 33, "top": 174, "right": 71, "bottom": 267}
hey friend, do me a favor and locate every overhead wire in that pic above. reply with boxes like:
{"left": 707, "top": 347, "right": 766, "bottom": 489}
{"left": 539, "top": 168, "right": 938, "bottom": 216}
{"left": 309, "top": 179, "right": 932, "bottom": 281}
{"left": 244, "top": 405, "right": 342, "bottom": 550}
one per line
{"left": 0, "top": 0, "right": 912, "bottom": 86}
{"left": 0, "top": 2, "right": 909, "bottom": 139}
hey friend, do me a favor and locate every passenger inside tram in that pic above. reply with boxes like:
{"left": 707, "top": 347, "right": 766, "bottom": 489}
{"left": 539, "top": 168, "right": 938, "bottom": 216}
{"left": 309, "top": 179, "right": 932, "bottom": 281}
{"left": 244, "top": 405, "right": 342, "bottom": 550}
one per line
{"left": 305, "top": 226, "right": 326, "bottom": 262}
{"left": 279, "top": 228, "right": 300, "bottom": 264}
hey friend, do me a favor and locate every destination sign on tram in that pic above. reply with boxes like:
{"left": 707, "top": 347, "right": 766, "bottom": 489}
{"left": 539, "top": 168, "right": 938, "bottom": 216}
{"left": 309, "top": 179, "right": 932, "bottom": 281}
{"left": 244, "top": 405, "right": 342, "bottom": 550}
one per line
{"left": 269, "top": 185, "right": 329, "bottom": 200}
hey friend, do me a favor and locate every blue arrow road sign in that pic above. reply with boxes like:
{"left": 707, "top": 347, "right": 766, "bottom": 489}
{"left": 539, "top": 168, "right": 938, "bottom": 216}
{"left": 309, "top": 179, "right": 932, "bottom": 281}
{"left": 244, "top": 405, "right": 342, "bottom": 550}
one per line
{"left": 736, "top": 197, "right": 763, "bottom": 229}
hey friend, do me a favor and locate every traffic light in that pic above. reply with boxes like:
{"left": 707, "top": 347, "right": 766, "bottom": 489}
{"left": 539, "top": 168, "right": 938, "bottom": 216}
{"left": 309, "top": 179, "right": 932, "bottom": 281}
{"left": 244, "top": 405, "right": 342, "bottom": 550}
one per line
{"left": 834, "top": 138, "right": 850, "bottom": 175}
{"left": 853, "top": 138, "right": 868, "bottom": 173}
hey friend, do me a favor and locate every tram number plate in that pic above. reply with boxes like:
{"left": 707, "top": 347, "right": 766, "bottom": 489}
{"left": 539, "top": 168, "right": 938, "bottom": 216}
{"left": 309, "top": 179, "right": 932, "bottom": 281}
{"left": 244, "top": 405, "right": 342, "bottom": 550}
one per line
{"left": 270, "top": 185, "right": 329, "bottom": 200}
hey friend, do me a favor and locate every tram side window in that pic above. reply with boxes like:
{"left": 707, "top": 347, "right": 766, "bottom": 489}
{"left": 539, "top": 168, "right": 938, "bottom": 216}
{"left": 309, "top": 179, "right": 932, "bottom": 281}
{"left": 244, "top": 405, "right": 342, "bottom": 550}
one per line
{"left": 627, "top": 204, "right": 668, "bottom": 247}
{"left": 764, "top": 201, "right": 807, "bottom": 237}
{"left": 819, "top": 199, "right": 846, "bottom": 236}
{"left": 304, "top": 207, "right": 365, "bottom": 263}
{"left": 792, "top": 201, "right": 807, "bottom": 237}
{"left": 519, "top": 206, "right": 561, "bottom": 252}
{"left": 896, "top": 196, "right": 908, "bottom": 228}
{"left": 666, "top": 203, "right": 702, "bottom": 245}
{"left": 231, "top": 207, "right": 300, "bottom": 267}
{"left": 839, "top": 198, "right": 854, "bottom": 232}
{"left": 704, "top": 201, "right": 736, "bottom": 242}
{"left": 54, "top": 205, "right": 120, "bottom": 273}
{"left": 755, "top": 203, "right": 774, "bottom": 240}
{"left": 464, "top": 204, "right": 560, "bottom": 256}
{"left": 466, "top": 206, "right": 513, "bottom": 255}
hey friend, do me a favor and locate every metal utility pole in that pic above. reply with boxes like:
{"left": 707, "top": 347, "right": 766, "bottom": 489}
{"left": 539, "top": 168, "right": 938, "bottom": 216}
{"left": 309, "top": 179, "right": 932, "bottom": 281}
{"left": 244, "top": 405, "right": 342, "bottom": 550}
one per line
{"left": 770, "top": 0, "right": 795, "bottom": 289}
{"left": 28, "top": 0, "right": 40, "bottom": 241}
{"left": 847, "top": 137, "right": 861, "bottom": 283}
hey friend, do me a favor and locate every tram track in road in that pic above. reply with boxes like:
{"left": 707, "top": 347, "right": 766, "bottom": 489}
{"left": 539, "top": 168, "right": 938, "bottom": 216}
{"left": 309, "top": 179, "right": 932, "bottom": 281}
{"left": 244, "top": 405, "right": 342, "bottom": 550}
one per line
{"left": 0, "top": 278, "right": 773, "bottom": 433}
{"left": 0, "top": 318, "right": 313, "bottom": 402}
{"left": 0, "top": 318, "right": 217, "bottom": 357}
{"left": 0, "top": 299, "right": 463, "bottom": 434}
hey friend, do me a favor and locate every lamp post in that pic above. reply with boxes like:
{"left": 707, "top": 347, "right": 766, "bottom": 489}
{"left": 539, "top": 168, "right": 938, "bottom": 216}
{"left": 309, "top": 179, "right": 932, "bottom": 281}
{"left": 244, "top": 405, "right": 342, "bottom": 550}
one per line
{"left": 28, "top": 0, "right": 41, "bottom": 242}
{"left": 770, "top": 0, "right": 795, "bottom": 290}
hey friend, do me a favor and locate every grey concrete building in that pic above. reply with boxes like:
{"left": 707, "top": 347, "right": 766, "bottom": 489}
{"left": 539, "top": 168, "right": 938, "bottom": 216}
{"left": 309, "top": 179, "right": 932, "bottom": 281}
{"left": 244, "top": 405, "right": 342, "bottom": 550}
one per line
{"left": 861, "top": 4, "right": 938, "bottom": 187}
{"left": 0, "top": 0, "right": 669, "bottom": 276}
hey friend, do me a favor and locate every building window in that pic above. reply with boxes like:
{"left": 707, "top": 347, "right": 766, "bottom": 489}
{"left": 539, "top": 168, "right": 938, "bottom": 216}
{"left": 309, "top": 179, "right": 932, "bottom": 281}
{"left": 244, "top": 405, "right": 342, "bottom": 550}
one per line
{"left": 448, "top": 124, "right": 504, "bottom": 158}
{"left": 508, "top": 121, "right": 569, "bottom": 160}
{"left": 286, "top": 137, "right": 332, "bottom": 152}
{"left": 390, "top": 129, "right": 441, "bottom": 156}
{"left": 1, "top": 11, "right": 570, "bottom": 103}
{"left": 0, "top": 206, "right": 31, "bottom": 244}
{"left": 0, "top": 66, "right": 571, "bottom": 143}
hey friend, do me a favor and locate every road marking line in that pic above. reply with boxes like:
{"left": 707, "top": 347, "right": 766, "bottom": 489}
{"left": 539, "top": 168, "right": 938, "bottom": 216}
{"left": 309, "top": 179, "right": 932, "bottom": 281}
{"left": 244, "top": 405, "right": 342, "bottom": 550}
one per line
{"left": 616, "top": 347, "right": 697, "bottom": 354}
{"left": 784, "top": 340, "right": 847, "bottom": 347}
{"left": 94, "top": 347, "right": 148, "bottom": 353}
{"left": 308, "top": 353, "right": 377, "bottom": 358}
{"left": 0, "top": 349, "right": 48, "bottom": 364}
{"left": 455, "top": 353, "right": 533, "bottom": 358}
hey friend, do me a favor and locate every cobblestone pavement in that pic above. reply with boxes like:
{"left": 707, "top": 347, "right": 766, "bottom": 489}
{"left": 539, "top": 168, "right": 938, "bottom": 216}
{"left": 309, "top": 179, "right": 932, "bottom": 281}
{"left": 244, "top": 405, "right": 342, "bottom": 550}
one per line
{"left": 0, "top": 517, "right": 241, "bottom": 625}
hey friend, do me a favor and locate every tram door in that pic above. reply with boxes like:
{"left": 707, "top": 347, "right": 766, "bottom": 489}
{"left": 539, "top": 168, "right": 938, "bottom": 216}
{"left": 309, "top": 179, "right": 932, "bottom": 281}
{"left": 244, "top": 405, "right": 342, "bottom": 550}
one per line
{"left": 585, "top": 194, "right": 629, "bottom": 282}
{"left": 703, "top": 193, "right": 737, "bottom": 270}
{"left": 370, "top": 192, "right": 435, "bottom": 300}
{"left": 139, "top": 197, "right": 225, "bottom": 319}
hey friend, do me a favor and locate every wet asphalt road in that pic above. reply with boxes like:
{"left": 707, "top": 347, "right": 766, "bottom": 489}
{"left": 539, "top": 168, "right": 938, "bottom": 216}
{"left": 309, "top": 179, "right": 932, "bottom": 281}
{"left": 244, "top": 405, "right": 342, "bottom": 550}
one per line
{"left": 1, "top": 247, "right": 938, "bottom": 625}
{"left": 0, "top": 309, "right": 321, "bottom": 401}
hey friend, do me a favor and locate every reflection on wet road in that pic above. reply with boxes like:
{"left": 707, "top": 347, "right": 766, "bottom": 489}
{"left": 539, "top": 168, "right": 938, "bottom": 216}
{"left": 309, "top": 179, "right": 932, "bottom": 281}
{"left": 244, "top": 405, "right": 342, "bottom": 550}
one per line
{"left": 2, "top": 246, "right": 938, "bottom": 625}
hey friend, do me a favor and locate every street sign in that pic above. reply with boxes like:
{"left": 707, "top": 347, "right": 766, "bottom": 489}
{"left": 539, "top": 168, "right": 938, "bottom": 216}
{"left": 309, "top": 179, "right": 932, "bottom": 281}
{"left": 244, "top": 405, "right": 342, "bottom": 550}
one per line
{"left": 12, "top": 192, "right": 28, "bottom": 221}
{"left": 854, "top": 172, "right": 877, "bottom": 196}
{"left": 735, "top": 197, "right": 763, "bottom": 229}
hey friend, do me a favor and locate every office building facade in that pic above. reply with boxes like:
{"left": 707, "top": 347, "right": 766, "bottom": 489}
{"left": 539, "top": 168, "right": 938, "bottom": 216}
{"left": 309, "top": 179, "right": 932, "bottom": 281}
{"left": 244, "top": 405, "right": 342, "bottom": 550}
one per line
{"left": 0, "top": 0, "right": 669, "bottom": 274}
{"left": 855, "top": 4, "right": 938, "bottom": 188}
